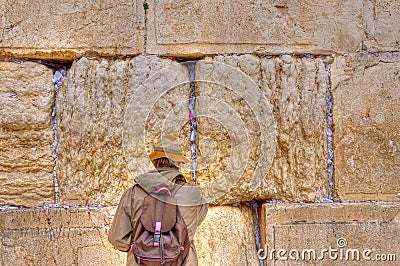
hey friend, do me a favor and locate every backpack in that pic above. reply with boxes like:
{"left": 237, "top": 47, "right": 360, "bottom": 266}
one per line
{"left": 131, "top": 185, "right": 190, "bottom": 265}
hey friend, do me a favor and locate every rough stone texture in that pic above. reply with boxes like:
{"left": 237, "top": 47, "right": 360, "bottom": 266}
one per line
{"left": 56, "top": 56, "right": 184, "bottom": 206}
{"left": 260, "top": 55, "right": 330, "bottom": 202}
{"left": 0, "top": 61, "right": 54, "bottom": 207}
{"left": 363, "top": 0, "right": 400, "bottom": 52}
{"left": 0, "top": 0, "right": 144, "bottom": 60}
{"left": 0, "top": 207, "right": 126, "bottom": 266}
{"left": 147, "top": 0, "right": 363, "bottom": 56}
{"left": 260, "top": 203, "right": 400, "bottom": 265}
{"left": 194, "top": 205, "right": 259, "bottom": 266}
{"left": 0, "top": 206, "right": 257, "bottom": 266}
{"left": 191, "top": 55, "right": 329, "bottom": 204}
{"left": 332, "top": 53, "right": 400, "bottom": 201}
{"left": 57, "top": 55, "right": 329, "bottom": 205}
{"left": 1, "top": 0, "right": 400, "bottom": 58}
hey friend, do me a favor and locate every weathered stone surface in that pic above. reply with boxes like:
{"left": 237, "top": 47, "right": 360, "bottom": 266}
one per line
{"left": 147, "top": 0, "right": 363, "bottom": 56}
{"left": 0, "top": 0, "right": 144, "bottom": 60}
{"left": 0, "top": 206, "right": 257, "bottom": 266}
{"left": 363, "top": 0, "right": 400, "bottom": 52}
{"left": 0, "top": 208, "right": 126, "bottom": 266}
{"left": 0, "top": 61, "right": 54, "bottom": 207}
{"left": 191, "top": 55, "right": 329, "bottom": 204}
{"left": 56, "top": 56, "right": 184, "bottom": 205}
{"left": 332, "top": 53, "right": 400, "bottom": 201}
{"left": 260, "top": 55, "right": 330, "bottom": 202}
{"left": 1, "top": 0, "right": 399, "bottom": 59}
{"left": 58, "top": 55, "right": 330, "bottom": 205}
{"left": 260, "top": 203, "right": 400, "bottom": 265}
{"left": 194, "top": 206, "right": 259, "bottom": 266}
{"left": 58, "top": 55, "right": 329, "bottom": 205}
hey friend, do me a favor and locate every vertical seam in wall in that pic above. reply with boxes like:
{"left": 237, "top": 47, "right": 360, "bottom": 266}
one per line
{"left": 52, "top": 68, "right": 67, "bottom": 205}
{"left": 325, "top": 61, "right": 334, "bottom": 201}
{"left": 183, "top": 61, "right": 198, "bottom": 182}
{"left": 143, "top": 0, "right": 148, "bottom": 54}
{"left": 251, "top": 201, "right": 264, "bottom": 266}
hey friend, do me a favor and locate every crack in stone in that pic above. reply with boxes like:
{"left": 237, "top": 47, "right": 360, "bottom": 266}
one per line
{"left": 52, "top": 68, "right": 67, "bottom": 205}
{"left": 250, "top": 201, "right": 264, "bottom": 266}
{"left": 143, "top": 1, "right": 149, "bottom": 54}
{"left": 324, "top": 61, "right": 334, "bottom": 201}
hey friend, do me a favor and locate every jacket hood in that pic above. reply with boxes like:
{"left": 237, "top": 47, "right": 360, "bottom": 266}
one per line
{"left": 134, "top": 167, "right": 182, "bottom": 193}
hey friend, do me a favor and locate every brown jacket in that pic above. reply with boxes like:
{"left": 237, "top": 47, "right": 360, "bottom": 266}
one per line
{"left": 108, "top": 168, "right": 208, "bottom": 266}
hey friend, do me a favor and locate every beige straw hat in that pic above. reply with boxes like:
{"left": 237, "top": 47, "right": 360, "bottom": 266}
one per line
{"left": 149, "top": 135, "right": 189, "bottom": 164}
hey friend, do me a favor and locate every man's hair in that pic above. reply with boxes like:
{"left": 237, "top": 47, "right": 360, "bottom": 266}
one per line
{"left": 152, "top": 157, "right": 179, "bottom": 169}
{"left": 152, "top": 157, "right": 186, "bottom": 183}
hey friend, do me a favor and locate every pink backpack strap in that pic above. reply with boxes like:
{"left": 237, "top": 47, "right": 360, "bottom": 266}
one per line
{"left": 154, "top": 187, "right": 172, "bottom": 196}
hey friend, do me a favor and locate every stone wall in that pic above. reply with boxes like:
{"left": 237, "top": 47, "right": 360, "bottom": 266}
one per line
{"left": 0, "top": 0, "right": 144, "bottom": 59}
{"left": 0, "top": 206, "right": 258, "bottom": 266}
{"left": 260, "top": 203, "right": 400, "bottom": 265}
{"left": 332, "top": 53, "right": 400, "bottom": 201}
{"left": 0, "top": 61, "right": 54, "bottom": 207}
{"left": 1, "top": 1, "right": 399, "bottom": 265}
{"left": 55, "top": 55, "right": 330, "bottom": 206}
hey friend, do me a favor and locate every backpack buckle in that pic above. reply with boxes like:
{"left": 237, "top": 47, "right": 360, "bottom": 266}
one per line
{"left": 153, "top": 222, "right": 161, "bottom": 247}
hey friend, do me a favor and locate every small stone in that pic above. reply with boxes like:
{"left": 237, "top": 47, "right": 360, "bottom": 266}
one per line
{"left": 321, "top": 198, "right": 334, "bottom": 203}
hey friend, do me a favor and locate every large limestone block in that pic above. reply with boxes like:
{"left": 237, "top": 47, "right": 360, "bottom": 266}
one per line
{"left": 363, "top": 0, "right": 400, "bottom": 52}
{"left": 192, "top": 55, "right": 329, "bottom": 204}
{"left": 0, "top": 206, "right": 258, "bottom": 266}
{"left": 0, "top": 208, "right": 126, "bottom": 266}
{"left": 260, "top": 203, "right": 400, "bottom": 265}
{"left": 147, "top": 0, "right": 363, "bottom": 56}
{"left": 332, "top": 53, "right": 400, "bottom": 201}
{"left": 56, "top": 56, "right": 184, "bottom": 205}
{"left": 260, "top": 55, "right": 330, "bottom": 202}
{"left": 0, "top": 0, "right": 144, "bottom": 60}
{"left": 0, "top": 61, "right": 54, "bottom": 207}
{"left": 194, "top": 206, "right": 259, "bottom": 266}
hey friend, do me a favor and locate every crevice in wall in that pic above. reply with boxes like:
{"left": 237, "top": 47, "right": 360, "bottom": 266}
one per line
{"left": 324, "top": 60, "right": 335, "bottom": 202}
{"left": 250, "top": 201, "right": 264, "bottom": 266}
{"left": 235, "top": 201, "right": 264, "bottom": 266}
{"left": 52, "top": 68, "right": 67, "bottom": 205}
{"left": 182, "top": 61, "right": 198, "bottom": 182}
{"left": 0, "top": 58, "right": 72, "bottom": 68}
{"left": 143, "top": 0, "right": 149, "bottom": 54}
